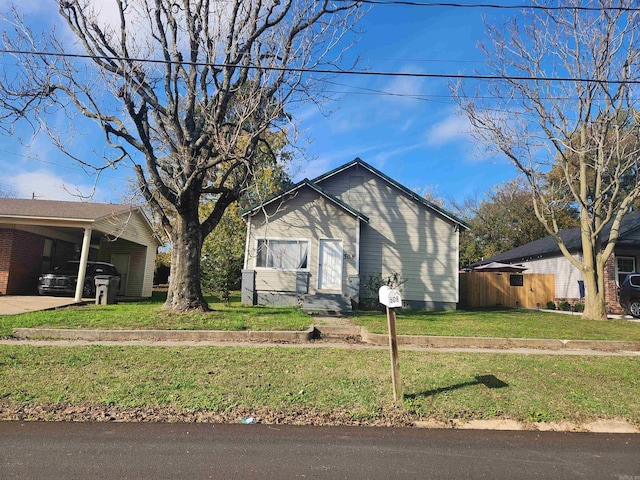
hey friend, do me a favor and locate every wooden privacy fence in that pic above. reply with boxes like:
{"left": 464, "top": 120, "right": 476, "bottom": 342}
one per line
{"left": 459, "top": 272, "right": 555, "bottom": 309}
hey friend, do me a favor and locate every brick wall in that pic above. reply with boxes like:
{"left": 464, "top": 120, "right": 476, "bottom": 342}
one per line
{"left": 0, "top": 228, "right": 45, "bottom": 295}
{"left": 7, "top": 230, "right": 45, "bottom": 295}
{"left": 0, "top": 228, "right": 12, "bottom": 295}
{"left": 604, "top": 254, "right": 624, "bottom": 314}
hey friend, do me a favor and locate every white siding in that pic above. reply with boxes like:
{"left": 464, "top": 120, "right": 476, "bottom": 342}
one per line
{"left": 247, "top": 187, "right": 359, "bottom": 295}
{"left": 95, "top": 211, "right": 157, "bottom": 297}
{"left": 94, "top": 212, "right": 158, "bottom": 248}
{"left": 519, "top": 254, "right": 584, "bottom": 299}
{"left": 98, "top": 240, "right": 152, "bottom": 297}
{"left": 318, "top": 166, "right": 460, "bottom": 304}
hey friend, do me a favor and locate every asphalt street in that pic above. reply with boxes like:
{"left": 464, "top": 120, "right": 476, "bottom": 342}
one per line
{"left": 1, "top": 421, "right": 639, "bottom": 479}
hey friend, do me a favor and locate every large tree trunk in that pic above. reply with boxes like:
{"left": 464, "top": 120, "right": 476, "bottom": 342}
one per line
{"left": 582, "top": 269, "right": 608, "bottom": 320}
{"left": 581, "top": 224, "right": 608, "bottom": 320}
{"left": 164, "top": 212, "right": 208, "bottom": 313}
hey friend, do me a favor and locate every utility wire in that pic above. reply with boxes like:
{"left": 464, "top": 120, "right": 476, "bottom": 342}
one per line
{"left": 318, "top": 78, "right": 599, "bottom": 101}
{"left": 0, "top": 148, "right": 125, "bottom": 181}
{"left": 341, "top": 1, "right": 640, "bottom": 11}
{"left": 1, "top": 48, "right": 638, "bottom": 85}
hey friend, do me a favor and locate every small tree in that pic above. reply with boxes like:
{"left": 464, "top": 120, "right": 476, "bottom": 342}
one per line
{"left": 454, "top": 0, "right": 640, "bottom": 319}
{"left": 200, "top": 203, "right": 245, "bottom": 302}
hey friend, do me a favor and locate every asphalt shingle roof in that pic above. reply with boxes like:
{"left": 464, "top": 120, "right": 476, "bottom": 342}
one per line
{"left": 474, "top": 210, "right": 640, "bottom": 265}
{"left": 0, "top": 198, "right": 134, "bottom": 221}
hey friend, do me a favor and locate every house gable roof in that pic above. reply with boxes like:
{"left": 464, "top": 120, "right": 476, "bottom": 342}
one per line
{"left": 312, "top": 158, "right": 470, "bottom": 230}
{"left": 240, "top": 179, "right": 370, "bottom": 223}
{"left": 0, "top": 198, "right": 134, "bottom": 221}
{"left": 474, "top": 210, "right": 640, "bottom": 266}
{"left": 0, "top": 198, "right": 162, "bottom": 246}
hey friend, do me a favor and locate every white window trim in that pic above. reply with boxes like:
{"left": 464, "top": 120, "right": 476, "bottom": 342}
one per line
{"left": 316, "top": 238, "right": 344, "bottom": 291}
{"left": 254, "top": 237, "right": 311, "bottom": 271}
{"left": 616, "top": 256, "right": 636, "bottom": 286}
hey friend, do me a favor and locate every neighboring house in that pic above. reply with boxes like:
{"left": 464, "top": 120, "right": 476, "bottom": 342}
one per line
{"left": 240, "top": 158, "right": 470, "bottom": 312}
{"left": 0, "top": 199, "right": 161, "bottom": 298}
{"left": 473, "top": 210, "right": 640, "bottom": 313}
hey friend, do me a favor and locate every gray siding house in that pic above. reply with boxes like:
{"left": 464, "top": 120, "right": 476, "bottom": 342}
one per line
{"left": 472, "top": 210, "right": 640, "bottom": 314}
{"left": 241, "top": 158, "right": 469, "bottom": 312}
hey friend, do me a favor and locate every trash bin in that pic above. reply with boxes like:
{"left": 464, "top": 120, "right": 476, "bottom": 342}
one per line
{"left": 95, "top": 275, "right": 120, "bottom": 305}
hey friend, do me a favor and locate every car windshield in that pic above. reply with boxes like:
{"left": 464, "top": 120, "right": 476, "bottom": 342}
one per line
{"left": 53, "top": 262, "right": 79, "bottom": 274}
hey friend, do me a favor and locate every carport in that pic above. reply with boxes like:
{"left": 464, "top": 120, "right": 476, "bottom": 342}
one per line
{"left": 0, "top": 199, "right": 161, "bottom": 300}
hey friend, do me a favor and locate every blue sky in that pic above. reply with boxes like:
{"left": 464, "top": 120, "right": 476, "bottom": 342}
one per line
{"left": 0, "top": 1, "right": 519, "bottom": 206}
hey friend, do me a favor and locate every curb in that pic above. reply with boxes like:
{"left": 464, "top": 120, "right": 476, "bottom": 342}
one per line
{"left": 360, "top": 330, "right": 640, "bottom": 352}
{"left": 11, "top": 326, "right": 640, "bottom": 352}
{"left": 12, "top": 327, "right": 316, "bottom": 344}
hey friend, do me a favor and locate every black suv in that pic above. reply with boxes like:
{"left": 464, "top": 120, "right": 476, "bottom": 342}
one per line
{"left": 38, "top": 261, "right": 121, "bottom": 297}
{"left": 618, "top": 273, "right": 640, "bottom": 317}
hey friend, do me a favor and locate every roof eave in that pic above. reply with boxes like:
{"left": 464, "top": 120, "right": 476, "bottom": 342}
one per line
{"left": 312, "top": 157, "right": 470, "bottom": 230}
{"left": 241, "top": 180, "right": 369, "bottom": 223}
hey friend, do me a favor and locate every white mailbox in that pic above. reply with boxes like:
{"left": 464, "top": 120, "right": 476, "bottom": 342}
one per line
{"left": 379, "top": 286, "right": 402, "bottom": 308}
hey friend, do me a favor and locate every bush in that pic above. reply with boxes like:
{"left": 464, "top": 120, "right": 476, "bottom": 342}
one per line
{"left": 559, "top": 301, "right": 571, "bottom": 311}
{"left": 573, "top": 302, "right": 585, "bottom": 313}
{"left": 546, "top": 301, "right": 556, "bottom": 310}
{"left": 360, "top": 271, "right": 406, "bottom": 310}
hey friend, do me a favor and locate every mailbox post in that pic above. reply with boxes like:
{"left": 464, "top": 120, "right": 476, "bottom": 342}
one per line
{"left": 379, "top": 286, "right": 402, "bottom": 402}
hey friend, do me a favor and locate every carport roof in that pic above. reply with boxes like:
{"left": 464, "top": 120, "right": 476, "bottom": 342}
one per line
{"left": 0, "top": 198, "right": 134, "bottom": 221}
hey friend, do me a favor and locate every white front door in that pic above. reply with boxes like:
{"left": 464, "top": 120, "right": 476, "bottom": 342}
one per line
{"left": 318, "top": 239, "right": 343, "bottom": 290}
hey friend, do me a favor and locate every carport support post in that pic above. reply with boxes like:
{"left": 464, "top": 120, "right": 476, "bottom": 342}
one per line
{"left": 387, "top": 306, "right": 402, "bottom": 403}
{"left": 74, "top": 228, "right": 92, "bottom": 302}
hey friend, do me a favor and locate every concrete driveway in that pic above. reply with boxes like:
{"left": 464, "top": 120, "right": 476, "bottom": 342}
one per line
{"left": 0, "top": 296, "right": 85, "bottom": 316}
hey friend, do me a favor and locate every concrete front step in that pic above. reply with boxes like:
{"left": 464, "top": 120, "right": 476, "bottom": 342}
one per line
{"left": 301, "top": 294, "right": 352, "bottom": 314}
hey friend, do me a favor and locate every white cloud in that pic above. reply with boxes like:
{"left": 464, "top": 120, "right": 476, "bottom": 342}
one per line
{"left": 7, "top": 170, "right": 106, "bottom": 201}
{"left": 295, "top": 142, "right": 395, "bottom": 180}
{"left": 370, "top": 142, "right": 425, "bottom": 169}
{"left": 426, "top": 115, "right": 471, "bottom": 146}
{"left": 379, "top": 66, "right": 428, "bottom": 106}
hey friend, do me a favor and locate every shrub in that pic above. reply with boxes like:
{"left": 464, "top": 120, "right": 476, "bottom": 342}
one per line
{"left": 573, "top": 302, "right": 585, "bottom": 313}
{"left": 559, "top": 301, "right": 571, "bottom": 311}
{"left": 546, "top": 301, "right": 556, "bottom": 310}
{"left": 360, "top": 271, "right": 406, "bottom": 310}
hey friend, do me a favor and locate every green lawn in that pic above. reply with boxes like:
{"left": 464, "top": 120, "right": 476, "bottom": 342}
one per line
{"left": 0, "top": 292, "right": 311, "bottom": 337}
{"left": 0, "top": 345, "right": 638, "bottom": 426}
{"left": 3, "top": 292, "right": 639, "bottom": 341}
{"left": 352, "top": 308, "right": 640, "bottom": 341}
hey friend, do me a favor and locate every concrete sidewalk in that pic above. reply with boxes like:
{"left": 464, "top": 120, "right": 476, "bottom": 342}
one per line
{"left": 7, "top": 326, "right": 640, "bottom": 355}
{"left": 0, "top": 296, "right": 89, "bottom": 316}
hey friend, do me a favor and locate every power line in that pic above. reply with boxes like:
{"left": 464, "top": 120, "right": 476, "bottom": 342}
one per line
{"left": 318, "top": 78, "right": 607, "bottom": 102}
{"left": 341, "top": 1, "right": 640, "bottom": 11}
{"left": 1, "top": 48, "right": 639, "bottom": 85}
{"left": 0, "top": 148, "right": 125, "bottom": 181}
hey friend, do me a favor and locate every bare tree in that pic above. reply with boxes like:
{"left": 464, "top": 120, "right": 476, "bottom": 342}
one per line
{"left": 454, "top": 0, "right": 640, "bottom": 320}
{"left": 0, "top": 0, "right": 363, "bottom": 312}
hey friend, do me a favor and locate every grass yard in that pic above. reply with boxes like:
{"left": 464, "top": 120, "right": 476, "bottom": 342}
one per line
{"left": 0, "top": 292, "right": 311, "bottom": 338}
{"left": 352, "top": 308, "right": 640, "bottom": 341}
{"left": 0, "top": 345, "right": 638, "bottom": 426}
{"left": 3, "top": 291, "right": 639, "bottom": 341}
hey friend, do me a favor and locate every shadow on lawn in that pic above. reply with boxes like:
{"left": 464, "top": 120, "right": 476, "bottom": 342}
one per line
{"left": 405, "top": 374, "right": 509, "bottom": 399}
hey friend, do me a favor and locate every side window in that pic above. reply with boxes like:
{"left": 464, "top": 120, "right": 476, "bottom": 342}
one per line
{"left": 616, "top": 257, "right": 636, "bottom": 286}
{"left": 630, "top": 276, "right": 640, "bottom": 288}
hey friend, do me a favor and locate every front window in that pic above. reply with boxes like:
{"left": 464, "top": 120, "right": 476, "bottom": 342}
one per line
{"left": 616, "top": 256, "right": 636, "bottom": 286}
{"left": 256, "top": 239, "right": 309, "bottom": 269}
